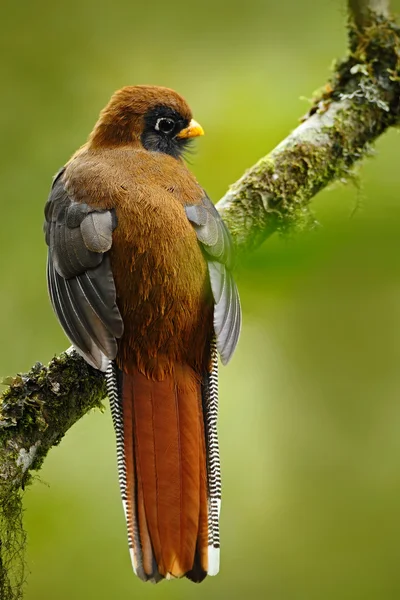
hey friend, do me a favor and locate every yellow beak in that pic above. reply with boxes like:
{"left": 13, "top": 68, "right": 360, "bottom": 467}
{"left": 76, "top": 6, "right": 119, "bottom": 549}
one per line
{"left": 176, "top": 119, "right": 205, "bottom": 139}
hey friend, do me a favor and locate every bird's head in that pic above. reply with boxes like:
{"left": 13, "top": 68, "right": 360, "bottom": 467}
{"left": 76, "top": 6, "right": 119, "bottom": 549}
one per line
{"left": 88, "top": 85, "right": 204, "bottom": 159}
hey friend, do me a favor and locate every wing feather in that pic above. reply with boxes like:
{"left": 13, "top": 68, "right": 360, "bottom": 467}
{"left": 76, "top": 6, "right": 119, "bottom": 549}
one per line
{"left": 185, "top": 195, "right": 241, "bottom": 364}
{"left": 80, "top": 211, "right": 114, "bottom": 253}
{"left": 44, "top": 167, "right": 123, "bottom": 370}
{"left": 49, "top": 258, "right": 97, "bottom": 359}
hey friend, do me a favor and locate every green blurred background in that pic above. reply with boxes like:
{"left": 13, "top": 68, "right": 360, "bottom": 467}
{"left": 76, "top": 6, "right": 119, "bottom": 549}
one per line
{"left": 2, "top": 0, "right": 400, "bottom": 598}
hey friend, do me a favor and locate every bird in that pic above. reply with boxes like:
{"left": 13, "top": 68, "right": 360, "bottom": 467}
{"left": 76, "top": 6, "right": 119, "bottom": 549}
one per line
{"left": 43, "top": 85, "right": 241, "bottom": 583}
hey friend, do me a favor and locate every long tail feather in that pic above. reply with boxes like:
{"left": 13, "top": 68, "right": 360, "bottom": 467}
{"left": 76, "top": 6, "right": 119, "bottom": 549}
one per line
{"left": 202, "top": 338, "right": 221, "bottom": 576}
{"left": 105, "top": 362, "right": 150, "bottom": 580}
{"left": 106, "top": 361, "right": 215, "bottom": 583}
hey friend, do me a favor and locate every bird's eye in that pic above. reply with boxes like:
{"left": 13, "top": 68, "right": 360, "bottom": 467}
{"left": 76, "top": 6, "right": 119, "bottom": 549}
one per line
{"left": 155, "top": 117, "right": 175, "bottom": 134}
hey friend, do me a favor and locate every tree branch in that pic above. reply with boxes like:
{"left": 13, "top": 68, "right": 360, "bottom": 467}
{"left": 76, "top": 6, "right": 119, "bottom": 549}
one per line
{"left": 1, "top": 2, "right": 400, "bottom": 597}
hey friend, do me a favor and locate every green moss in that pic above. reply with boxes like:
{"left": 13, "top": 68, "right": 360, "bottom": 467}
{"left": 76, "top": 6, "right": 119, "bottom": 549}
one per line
{"left": 0, "top": 482, "right": 25, "bottom": 600}
{"left": 326, "top": 13, "right": 400, "bottom": 118}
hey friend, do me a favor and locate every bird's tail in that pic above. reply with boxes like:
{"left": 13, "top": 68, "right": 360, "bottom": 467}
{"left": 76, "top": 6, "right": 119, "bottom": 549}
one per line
{"left": 106, "top": 353, "right": 220, "bottom": 583}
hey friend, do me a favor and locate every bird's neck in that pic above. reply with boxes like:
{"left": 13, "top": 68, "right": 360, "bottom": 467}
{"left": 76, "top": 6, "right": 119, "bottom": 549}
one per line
{"left": 88, "top": 111, "right": 142, "bottom": 150}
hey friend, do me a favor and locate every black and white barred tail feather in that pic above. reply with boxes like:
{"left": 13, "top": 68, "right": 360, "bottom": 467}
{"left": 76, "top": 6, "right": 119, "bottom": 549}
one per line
{"left": 105, "top": 361, "right": 151, "bottom": 581}
{"left": 202, "top": 337, "right": 221, "bottom": 575}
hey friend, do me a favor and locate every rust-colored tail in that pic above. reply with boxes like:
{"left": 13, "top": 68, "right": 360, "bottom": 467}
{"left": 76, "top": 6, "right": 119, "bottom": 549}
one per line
{"left": 108, "top": 362, "right": 210, "bottom": 582}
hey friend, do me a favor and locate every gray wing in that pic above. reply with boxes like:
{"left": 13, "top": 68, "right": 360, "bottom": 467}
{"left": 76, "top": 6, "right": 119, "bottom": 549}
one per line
{"left": 44, "top": 168, "right": 124, "bottom": 370}
{"left": 185, "top": 195, "right": 241, "bottom": 365}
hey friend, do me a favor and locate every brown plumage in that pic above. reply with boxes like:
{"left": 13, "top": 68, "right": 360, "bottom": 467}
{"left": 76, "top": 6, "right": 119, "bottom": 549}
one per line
{"left": 44, "top": 85, "right": 241, "bottom": 583}
{"left": 123, "top": 366, "right": 208, "bottom": 578}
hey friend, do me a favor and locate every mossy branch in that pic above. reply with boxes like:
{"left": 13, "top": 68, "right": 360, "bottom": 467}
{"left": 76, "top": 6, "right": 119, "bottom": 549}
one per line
{"left": 216, "top": 1, "right": 400, "bottom": 251}
{"left": 0, "top": 353, "right": 106, "bottom": 599}
{"left": 1, "top": 1, "right": 400, "bottom": 598}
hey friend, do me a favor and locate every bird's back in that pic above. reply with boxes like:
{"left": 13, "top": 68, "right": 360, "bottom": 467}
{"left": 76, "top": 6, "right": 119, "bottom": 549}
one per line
{"left": 65, "top": 146, "right": 214, "bottom": 379}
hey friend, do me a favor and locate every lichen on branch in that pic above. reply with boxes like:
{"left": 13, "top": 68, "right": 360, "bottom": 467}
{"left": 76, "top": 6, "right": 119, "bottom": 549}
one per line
{"left": 1, "top": 2, "right": 400, "bottom": 598}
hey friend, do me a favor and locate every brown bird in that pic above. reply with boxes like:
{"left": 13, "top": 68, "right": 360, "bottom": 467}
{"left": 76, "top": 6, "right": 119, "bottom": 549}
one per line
{"left": 44, "top": 85, "right": 241, "bottom": 583}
